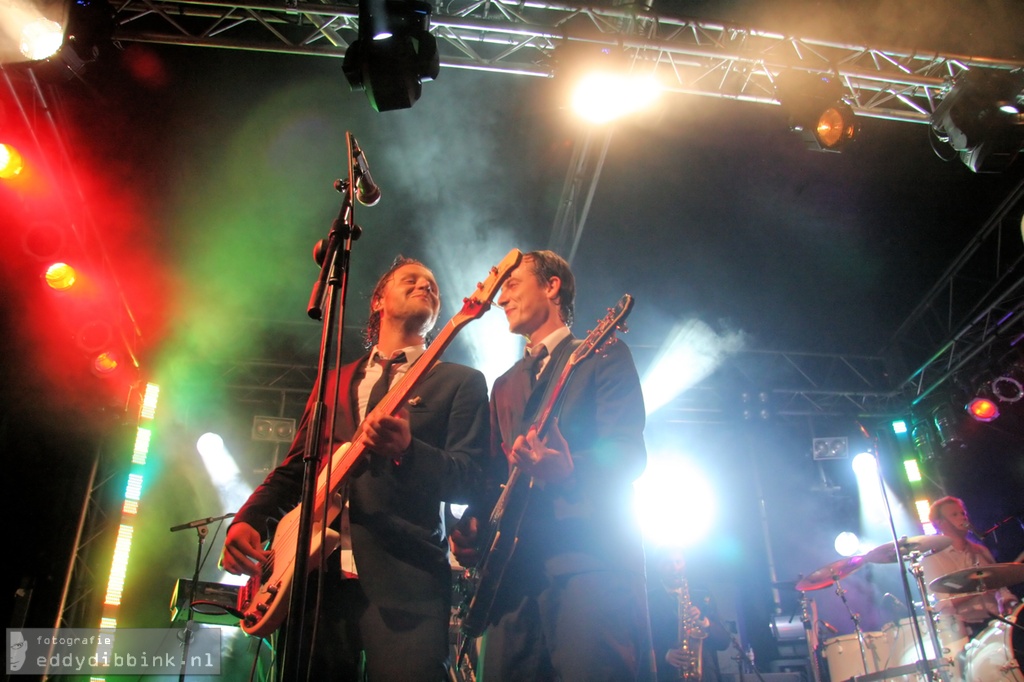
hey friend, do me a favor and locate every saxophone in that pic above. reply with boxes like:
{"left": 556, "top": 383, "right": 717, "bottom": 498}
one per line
{"left": 674, "top": 576, "right": 707, "bottom": 681}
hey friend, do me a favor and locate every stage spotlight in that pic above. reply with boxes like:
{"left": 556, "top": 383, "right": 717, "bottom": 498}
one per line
{"left": 965, "top": 396, "right": 1000, "bottom": 422}
{"left": 851, "top": 451, "right": 877, "bottom": 477}
{"left": 776, "top": 71, "right": 859, "bottom": 152}
{"left": 343, "top": 0, "right": 439, "bottom": 111}
{"left": 92, "top": 350, "right": 120, "bottom": 376}
{"left": 20, "top": 16, "right": 64, "bottom": 60}
{"left": 932, "top": 403, "right": 965, "bottom": 450}
{"left": 251, "top": 416, "right": 296, "bottom": 443}
{"left": 75, "top": 319, "right": 113, "bottom": 353}
{"left": 554, "top": 44, "right": 661, "bottom": 124}
{"left": 834, "top": 531, "right": 860, "bottom": 557}
{"left": 990, "top": 374, "right": 1023, "bottom": 403}
{"left": 44, "top": 261, "right": 77, "bottom": 290}
{"left": 931, "top": 67, "right": 1024, "bottom": 173}
{"left": 0, "top": 0, "right": 69, "bottom": 64}
{"left": 0, "top": 143, "right": 25, "bottom": 178}
{"left": 911, "top": 420, "right": 939, "bottom": 461}
{"left": 812, "top": 436, "right": 848, "bottom": 460}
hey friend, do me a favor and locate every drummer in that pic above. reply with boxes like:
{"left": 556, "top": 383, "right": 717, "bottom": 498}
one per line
{"left": 920, "top": 496, "right": 1019, "bottom": 637}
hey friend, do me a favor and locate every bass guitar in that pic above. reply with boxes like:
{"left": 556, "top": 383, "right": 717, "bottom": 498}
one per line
{"left": 237, "top": 248, "right": 523, "bottom": 638}
{"left": 458, "top": 293, "right": 635, "bottom": 640}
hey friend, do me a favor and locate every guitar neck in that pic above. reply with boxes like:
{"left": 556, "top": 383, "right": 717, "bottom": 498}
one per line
{"left": 531, "top": 350, "right": 579, "bottom": 442}
{"left": 314, "top": 315, "right": 467, "bottom": 516}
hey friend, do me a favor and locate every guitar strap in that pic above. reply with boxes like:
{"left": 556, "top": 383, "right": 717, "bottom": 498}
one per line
{"left": 515, "top": 337, "right": 581, "bottom": 440}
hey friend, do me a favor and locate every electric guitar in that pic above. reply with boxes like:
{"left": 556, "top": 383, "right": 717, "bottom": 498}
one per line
{"left": 458, "top": 293, "right": 636, "bottom": 640}
{"left": 237, "top": 248, "right": 523, "bottom": 638}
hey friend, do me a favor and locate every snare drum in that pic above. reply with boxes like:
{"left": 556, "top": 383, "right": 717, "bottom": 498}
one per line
{"left": 823, "top": 631, "right": 889, "bottom": 682}
{"left": 884, "top": 614, "right": 969, "bottom": 682}
{"left": 962, "top": 604, "right": 1023, "bottom": 682}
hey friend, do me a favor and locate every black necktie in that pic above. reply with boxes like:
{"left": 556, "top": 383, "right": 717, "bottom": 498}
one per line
{"left": 527, "top": 346, "right": 548, "bottom": 388}
{"left": 367, "top": 352, "right": 406, "bottom": 413}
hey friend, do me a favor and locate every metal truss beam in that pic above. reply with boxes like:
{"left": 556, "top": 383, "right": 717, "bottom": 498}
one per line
{"left": 111, "top": 0, "right": 1024, "bottom": 123}
{"left": 651, "top": 348, "right": 909, "bottom": 424}
{"left": 885, "top": 179, "right": 1024, "bottom": 406}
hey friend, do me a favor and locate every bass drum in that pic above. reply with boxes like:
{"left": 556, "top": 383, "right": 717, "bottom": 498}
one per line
{"left": 963, "top": 604, "right": 1024, "bottom": 682}
{"left": 884, "top": 613, "right": 969, "bottom": 682}
{"left": 822, "top": 632, "right": 889, "bottom": 682}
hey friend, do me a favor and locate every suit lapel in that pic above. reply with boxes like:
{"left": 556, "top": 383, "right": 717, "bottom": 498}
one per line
{"left": 518, "top": 335, "right": 576, "bottom": 437}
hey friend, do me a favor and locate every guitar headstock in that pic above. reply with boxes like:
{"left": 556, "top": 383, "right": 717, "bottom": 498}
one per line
{"left": 457, "top": 248, "right": 524, "bottom": 321}
{"left": 571, "top": 294, "right": 635, "bottom": 364}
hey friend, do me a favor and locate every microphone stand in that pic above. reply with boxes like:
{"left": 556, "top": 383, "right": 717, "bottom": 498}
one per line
{"left": 859, "top": 424, "right": 947, "bottom": 682}
{"left": 279, "top": 131, "right": 363, "bottom": 682}
{"left": 170, "top": 513, "right": 233, "bottom": 682}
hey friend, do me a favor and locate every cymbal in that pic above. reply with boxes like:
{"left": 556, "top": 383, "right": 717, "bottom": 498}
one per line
{"left": 864, "top": 535, "right": 953, "bottom": 564}
{"left": 928, "top": 563, "right": 1024, "bottom": 594}
{"left": 796, "top": 555, "right": 866, "bottom": 591}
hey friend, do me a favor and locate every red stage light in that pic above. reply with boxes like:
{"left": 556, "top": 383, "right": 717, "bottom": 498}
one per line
{"left": 93, "top": 351, "right": 120, "bottom": 376}
{"left": 966, "top": 397, "right": 1000, "bottom": 422}
{"left": 44, "top": 262, "right": 77, "bottom": 290}
{"left": 0, "top": 143, "right": 25, "bottom": 179}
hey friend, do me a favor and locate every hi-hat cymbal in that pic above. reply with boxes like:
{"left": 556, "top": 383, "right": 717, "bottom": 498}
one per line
{"left": 929, "top": 563, "right": 1024, "bottom": 594}
{"left": 796, "top": 555, "right": 866, "bottom": 591}
{"left": 864, "top": 535, "right": 953, "bottom": 564}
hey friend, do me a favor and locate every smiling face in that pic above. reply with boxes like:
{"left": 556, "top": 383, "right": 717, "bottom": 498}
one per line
{"left": 373, "top": 262, "right": 440, "bottom": 340}
{"left": 497, "top": 257, "right": 564, "bottom": 343}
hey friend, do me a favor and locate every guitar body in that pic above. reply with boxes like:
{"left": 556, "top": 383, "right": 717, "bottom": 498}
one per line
{"left": 459, "top": 469, "right": 532, "bottom": 638}
{"left": 238, "top": 444, "right": 348, "bottom": 637}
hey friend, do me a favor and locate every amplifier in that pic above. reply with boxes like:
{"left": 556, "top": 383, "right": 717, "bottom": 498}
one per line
{"left": 170, "top": 579, "right": 241, "bottom": 626}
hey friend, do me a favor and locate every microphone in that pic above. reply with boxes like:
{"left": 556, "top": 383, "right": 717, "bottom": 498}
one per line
{"left": 351, "top": 137, "right": 382, "bottom": 206}
{"left": 170, "top": 512, "right": 235, "bottom": 532}
{"left": 883, "top": 592, "right": 906, "bottom": 610}
{"left": 821, "top": 621, "right": 839, "bottom": 634}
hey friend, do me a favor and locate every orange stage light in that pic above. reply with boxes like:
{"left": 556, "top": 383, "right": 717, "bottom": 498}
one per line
{"left": 93, "top": 351, "right": 120, "bottom": 375}
{"left": 966, "top": 396, "right": 999, "bottom": 422}
{"left": 44, "top": 262, "right": 78, "bottom": 290}
{"left": 1, "top": 143, "right": 25, "bottom": 179}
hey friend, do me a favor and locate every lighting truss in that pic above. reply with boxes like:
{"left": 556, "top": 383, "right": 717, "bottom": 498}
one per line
{"left": 886, "top": 178, "right": 1024, "bottom": 406}
{"left": 110, "top": 0, "right": 1024, "bottom": 123}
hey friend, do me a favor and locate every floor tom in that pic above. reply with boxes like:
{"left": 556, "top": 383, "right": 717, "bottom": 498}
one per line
{"left": 884, "top": 614, "right": 969, "bottom": 682}
{"left": 822, "top": 631, "right": 889, "bottom": 682}
{"left": 962, "top": 604, "right": 1023, "bottom": 682}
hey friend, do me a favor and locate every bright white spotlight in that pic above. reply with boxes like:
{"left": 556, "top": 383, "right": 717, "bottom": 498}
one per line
{"left": 195, "top": 432, "right": 253, "bottom": 523}
{"left": 195, "top": 431, "right": 254, "bottom": 587}
{"left": 197, "top": 432, "right": 225, "bottom": 458}
{"left": 634, "top": 455, "right": 716, "bottom": 547}
{"left": 642, "top": 319, "right": 746, "bottom": 415}
{"left": 20, "top": 17, "right": 64, "bottom": 60}
{"left": 571, "top": 72, "right": 661, "bottom": 124}
{"left": 851, "top": 452, "right": 877, "bottom": 477}
{"left": 834, "top": 531, "right": 860, "bottom": 557}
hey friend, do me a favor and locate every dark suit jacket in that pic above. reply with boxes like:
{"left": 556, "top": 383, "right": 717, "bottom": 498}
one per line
{"left": 487, "top": 334, "right": 648, "bottom": 579}
{"left": 233, "top": 354, "right": 489, "bottom": 617}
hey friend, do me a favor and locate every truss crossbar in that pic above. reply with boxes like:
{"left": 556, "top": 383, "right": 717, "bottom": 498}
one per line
{"left": 111, "top": 0, "right": 1024, "bottom": 123}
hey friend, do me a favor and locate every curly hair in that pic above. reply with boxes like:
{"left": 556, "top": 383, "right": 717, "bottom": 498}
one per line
{"left": 363, "top": 255, "right": 428, "bottom": 349}
{"left": 524, "top": 250, "right": 575, "bottom": 327}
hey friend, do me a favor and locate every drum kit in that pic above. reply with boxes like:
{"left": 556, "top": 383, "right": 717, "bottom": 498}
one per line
{"left": 794, "top": 536, "right": 1023, "bottom": 682}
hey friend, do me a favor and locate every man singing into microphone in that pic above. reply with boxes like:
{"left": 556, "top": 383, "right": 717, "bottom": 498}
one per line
{"left": 220, "top": 257, "right": 489, "bottom": 681}
{"left": 921, "top": 496, "right": 1019, "bottom": 637}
